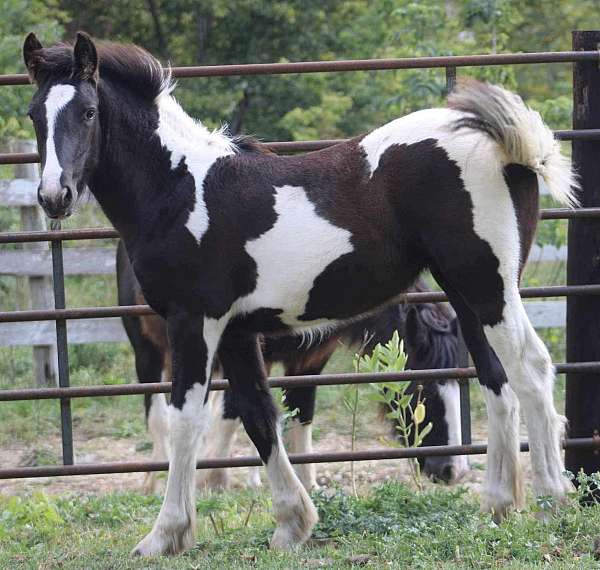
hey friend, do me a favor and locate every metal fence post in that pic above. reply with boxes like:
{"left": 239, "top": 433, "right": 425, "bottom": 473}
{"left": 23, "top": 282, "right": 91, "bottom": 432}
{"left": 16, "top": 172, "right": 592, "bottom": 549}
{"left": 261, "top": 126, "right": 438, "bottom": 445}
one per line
{"left": 51, "top": 227, "right": 74, "bottom": 465}
{"left": 446, "top": 65, "right": 472, "bottom": 445}
{"left": 9, "top": 139, "right": 58, "bottom": 387}
{"left": 565, "top": 30, "right": 600, "bottom": 478}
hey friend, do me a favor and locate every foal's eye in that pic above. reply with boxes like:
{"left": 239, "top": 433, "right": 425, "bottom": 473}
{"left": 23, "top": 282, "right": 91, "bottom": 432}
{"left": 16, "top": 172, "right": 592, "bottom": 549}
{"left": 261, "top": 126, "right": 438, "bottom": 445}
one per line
{"left": 84, "top": 108, "right": 96, "bottom": 121}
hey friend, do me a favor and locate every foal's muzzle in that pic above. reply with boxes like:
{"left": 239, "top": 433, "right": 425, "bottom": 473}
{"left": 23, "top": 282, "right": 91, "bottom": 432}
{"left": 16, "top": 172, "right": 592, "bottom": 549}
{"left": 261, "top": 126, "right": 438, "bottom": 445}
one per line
{"left": 37, "top": 184, "right": 74, "bottom": 219}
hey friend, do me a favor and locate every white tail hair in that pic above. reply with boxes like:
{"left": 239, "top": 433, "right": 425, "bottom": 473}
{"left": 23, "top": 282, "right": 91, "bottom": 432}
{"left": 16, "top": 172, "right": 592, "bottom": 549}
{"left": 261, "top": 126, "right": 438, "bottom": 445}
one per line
{"left": 448, "top": 80, "right": 579, "bottom": 208}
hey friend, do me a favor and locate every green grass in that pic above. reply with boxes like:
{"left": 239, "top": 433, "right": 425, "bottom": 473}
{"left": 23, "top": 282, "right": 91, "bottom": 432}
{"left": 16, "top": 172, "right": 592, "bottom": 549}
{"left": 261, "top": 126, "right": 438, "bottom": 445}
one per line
{"left": 1, "top": 481, "right": 600, "bottom": 569}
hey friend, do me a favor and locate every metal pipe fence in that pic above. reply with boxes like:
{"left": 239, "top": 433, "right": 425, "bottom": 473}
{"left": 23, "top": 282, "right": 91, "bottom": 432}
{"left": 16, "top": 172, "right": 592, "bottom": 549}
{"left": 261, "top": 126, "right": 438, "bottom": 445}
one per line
{"left": 2, "top": 438, "right": 599, "bottom": 480}
{"left": 0, "top": 46, "right": 598, "bottom": 481}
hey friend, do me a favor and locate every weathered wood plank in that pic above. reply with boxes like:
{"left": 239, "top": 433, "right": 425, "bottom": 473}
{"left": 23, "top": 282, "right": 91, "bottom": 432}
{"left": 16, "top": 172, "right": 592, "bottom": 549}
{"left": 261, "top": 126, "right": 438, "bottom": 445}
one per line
{"left": 0, "top": 318, "right": 129, "bottom": 346}
{"left": 523, "top": 300, "right": 566, "bottom": 328}
{"left": 0, "top": 243, "right": 566, "bottom": 279}
{"left": 0, "top": 302, "right": 566, "bottom": 348}
{"left": 0, "top": 178, "right": 38, "bottom": 206}
{"left": 528, "top": 244, "right": 567, "bottom": 263}
{"left": 0, "top": 247, "right": 116, "bottom": 276}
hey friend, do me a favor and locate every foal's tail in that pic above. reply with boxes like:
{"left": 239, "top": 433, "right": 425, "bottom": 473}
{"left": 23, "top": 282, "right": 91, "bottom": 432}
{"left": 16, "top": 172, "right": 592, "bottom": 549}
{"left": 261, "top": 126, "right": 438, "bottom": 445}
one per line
{"left": 448, "top": 79, "right": 579, "bottom": 208}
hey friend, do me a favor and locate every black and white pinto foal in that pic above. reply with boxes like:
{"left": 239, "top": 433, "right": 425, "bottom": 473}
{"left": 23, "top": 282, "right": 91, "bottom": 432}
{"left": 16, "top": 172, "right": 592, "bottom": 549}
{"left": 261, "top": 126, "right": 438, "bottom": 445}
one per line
{"left": 24, "top": 32, "right": 578, "bottom": 556}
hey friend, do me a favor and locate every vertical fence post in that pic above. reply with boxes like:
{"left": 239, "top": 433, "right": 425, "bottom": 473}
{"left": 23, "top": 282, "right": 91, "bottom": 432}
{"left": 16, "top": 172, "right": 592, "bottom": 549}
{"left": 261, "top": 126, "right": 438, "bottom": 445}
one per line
{"left": 51, "top": 226, "right": 74, "bottom": 466}
{"left": 565, "top": 30, "right": 600, "bottom": 478}
{"left": 446, "top": 65, "right": 472, "bottom": 445}
{"left": 10, "top": 139, "right": 58, "bottom": 387}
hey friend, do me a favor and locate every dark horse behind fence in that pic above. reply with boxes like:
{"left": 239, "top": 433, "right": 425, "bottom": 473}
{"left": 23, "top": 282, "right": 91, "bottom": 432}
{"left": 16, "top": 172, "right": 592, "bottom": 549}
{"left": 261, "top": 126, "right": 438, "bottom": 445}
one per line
{"left": 24, "top": 31, "right": 578, "bottom": 556}
{"left": 117, "top": 239, "right": 467, "bottom": 493}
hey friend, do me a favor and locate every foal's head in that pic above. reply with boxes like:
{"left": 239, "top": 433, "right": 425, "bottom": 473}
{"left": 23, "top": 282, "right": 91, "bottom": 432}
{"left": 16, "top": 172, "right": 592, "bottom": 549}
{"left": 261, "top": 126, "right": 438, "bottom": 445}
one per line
{"left": 23, "top": 32, "right": 101, "bottom": 219}
{"left": 402, "top": 302, "right": 470, "bottom": 484}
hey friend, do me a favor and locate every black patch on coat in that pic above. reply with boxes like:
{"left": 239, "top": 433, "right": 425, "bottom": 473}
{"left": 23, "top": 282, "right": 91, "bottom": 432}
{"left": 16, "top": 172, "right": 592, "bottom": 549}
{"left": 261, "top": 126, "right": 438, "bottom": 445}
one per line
{"left": 504, "top": 164, "right": 539, "bottom": 274}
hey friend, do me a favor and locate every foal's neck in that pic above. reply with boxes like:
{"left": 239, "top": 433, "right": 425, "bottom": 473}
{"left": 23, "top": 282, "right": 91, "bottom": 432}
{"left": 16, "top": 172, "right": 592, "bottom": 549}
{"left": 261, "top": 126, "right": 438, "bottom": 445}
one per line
{"left": 90, "top": 83, "right": 233, "bottom": 248}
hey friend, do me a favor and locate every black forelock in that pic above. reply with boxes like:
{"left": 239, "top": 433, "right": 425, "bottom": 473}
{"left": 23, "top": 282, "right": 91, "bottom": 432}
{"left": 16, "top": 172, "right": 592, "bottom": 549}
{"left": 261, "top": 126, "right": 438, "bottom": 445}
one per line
{"left": 26, "top": 40, "right": 170, "bottom": 101}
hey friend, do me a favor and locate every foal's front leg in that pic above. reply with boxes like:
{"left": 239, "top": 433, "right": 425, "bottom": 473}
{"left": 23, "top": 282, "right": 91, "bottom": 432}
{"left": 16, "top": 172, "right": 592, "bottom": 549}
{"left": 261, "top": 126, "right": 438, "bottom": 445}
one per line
{"left": 133, "top": 311, "right": 227, "bottom": 556}
{"left": 220, "top": 332, "right": 319, "bottom": 549}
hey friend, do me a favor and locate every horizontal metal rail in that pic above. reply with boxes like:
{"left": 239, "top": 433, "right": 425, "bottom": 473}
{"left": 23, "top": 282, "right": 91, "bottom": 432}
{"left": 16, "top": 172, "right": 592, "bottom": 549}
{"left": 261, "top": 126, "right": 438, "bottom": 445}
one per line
{"left": 1, "top": 285, "right": 599, "bottom": 324}
{"left": 1, "top": 50, "right": 598, "bottom": 87}
{"left": 2, "top": 128, "right": 600, "bottom": 165}
{"left": 1, "top": 438, "right": 598, "bottom": 479}
{"left": 1, "top": 208, "right": 598, "bottom": 246}
{"left": 0, "top": 361, "right": 597, "bottom": 403}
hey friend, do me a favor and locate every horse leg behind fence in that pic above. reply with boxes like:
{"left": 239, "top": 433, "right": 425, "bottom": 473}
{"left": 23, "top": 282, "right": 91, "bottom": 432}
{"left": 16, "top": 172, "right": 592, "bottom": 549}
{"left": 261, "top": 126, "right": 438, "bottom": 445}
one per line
{"left": 117, "top": 240, "right": 170, "bottom": 494}
{"left": 423, "top": 159, "right": 572, "bottom": 519}
{"left": 218, "top": 330, "right": 319, "bottom": 548}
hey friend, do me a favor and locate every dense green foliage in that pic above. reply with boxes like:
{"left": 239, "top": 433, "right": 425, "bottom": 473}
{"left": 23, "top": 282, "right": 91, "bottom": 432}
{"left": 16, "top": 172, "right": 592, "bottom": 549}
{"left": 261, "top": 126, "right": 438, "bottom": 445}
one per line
{"left": 1, "top": 0, "right": 599, "bottom": 143}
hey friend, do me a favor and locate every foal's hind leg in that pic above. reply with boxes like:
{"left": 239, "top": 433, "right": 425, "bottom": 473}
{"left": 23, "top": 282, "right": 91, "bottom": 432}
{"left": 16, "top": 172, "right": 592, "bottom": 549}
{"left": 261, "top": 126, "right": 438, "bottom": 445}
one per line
{"left": 196, "top": 389, "right": 244, "bottom": 491}
{"left": 220, "top": 331, "right": 318, "bottom": 549}
{"left": 133, "top": 312, "right": 228, "bottom": 556}
{"left": 433, "top": 274, "right": 523, "bottom": 519}
{"left": 483, "top": 290, "right": 572, "bottom": 501}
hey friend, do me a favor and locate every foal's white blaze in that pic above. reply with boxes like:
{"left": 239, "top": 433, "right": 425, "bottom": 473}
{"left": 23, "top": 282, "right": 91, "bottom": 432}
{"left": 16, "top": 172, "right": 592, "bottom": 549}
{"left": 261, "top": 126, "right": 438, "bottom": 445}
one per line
{"left": 239, "top": 185, "right": 354, "bottom": 326}
{"left": 155, "top": 95, "right": 236, "bottom": 244}
{"left": 41, "top": 84, "right": 76, "bottom": 196}
{"left": 437, "top": 381, "right": 469, "bottom": 481}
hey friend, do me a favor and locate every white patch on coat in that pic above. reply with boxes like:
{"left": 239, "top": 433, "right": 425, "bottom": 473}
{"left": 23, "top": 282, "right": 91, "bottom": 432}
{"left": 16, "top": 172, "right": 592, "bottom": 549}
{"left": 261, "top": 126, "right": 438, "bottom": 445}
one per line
{"left": 286, "top": 419, "right": 316, "bottom": 490}
{"left": 437, "top": 381, "right": 469, "bottom": 482}
{"left": 360, "top": 108, "right": 464, "bottom": 177}
{"left": 41, "top": 84, "right": 76, "bottom": 196}
{"left": 134, "top": 315, "right": 228, "bottom": 556}
{"left": 237, "top": 185, "right": 354, "bottom": 327}
{"left": 155, "top": 95, "right": 236, "bottom": 244}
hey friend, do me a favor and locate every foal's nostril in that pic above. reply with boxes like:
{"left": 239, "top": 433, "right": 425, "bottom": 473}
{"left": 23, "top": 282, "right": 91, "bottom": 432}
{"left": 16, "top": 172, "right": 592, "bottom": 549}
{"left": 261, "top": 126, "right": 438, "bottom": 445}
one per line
{"left": 60, "top": 186, "right": 73, "bottom": 208}
{"left": 440, "top": 464, "right": 454, "bottom": 483}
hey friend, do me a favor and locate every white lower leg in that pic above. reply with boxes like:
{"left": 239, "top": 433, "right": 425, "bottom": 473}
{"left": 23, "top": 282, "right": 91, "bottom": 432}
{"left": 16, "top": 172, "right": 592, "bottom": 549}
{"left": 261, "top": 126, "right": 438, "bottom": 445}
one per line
{"left": 480, "top": 384, "right": 523, "bottom": 519}
{"left": 144, "top": 392, "right": 170, "bottom": 494}
{"left": 196, "top": 392, "right": 240, "bottom": 491}
{"left": 134, "top": 384, "right": 209, "bottom": 555}
{"left": 267, "top": 431, "right": 319, "bottom": 550}
{"left": 485, "top": 301, "right": 572, "bottom": 501}
{"left": 246, "top": 466, "right": 263, "bottom": 489}
{"left": 286, "top": 419, "right": 316, "bottom": 490}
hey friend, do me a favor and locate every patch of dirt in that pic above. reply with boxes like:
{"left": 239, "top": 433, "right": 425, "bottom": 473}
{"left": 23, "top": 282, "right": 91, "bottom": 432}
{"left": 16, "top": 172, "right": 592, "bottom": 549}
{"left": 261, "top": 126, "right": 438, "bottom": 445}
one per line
{"left": 0, "top": 415, "right": 535, "bottom": 500}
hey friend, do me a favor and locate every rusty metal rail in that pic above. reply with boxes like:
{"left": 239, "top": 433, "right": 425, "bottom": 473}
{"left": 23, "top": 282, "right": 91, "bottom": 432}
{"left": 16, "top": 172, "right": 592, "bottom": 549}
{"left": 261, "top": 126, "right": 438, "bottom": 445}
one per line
{"left": 1, "top": 438, "right": 598, "bottom": 480}
{"left": 2, "top": 128, "right": 600, "bottom": 165}
{"left": 0, "top": 49, "right": 598, "bottom": 87}
{"left": 0, "top": 362, "right": 598, "bottom": 403}
{"left": 1, "top": 208, "right": 599, "bottom": 245}
{"left": 1, "top": 284, "right": 599, "bottom": 324}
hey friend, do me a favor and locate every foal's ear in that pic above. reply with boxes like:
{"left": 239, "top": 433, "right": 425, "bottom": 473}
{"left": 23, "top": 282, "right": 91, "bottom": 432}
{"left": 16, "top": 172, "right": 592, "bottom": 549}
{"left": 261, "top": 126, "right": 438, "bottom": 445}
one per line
{"left": 23, "top": 32, "right": 44, "bottom": 83}
{"left": 73, "top": 31, "right": 98, "bottom": 82}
